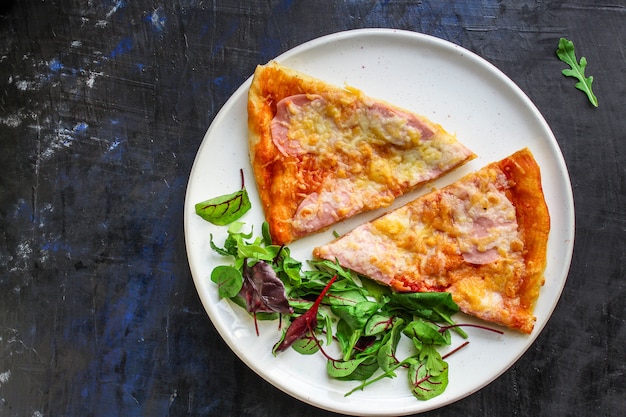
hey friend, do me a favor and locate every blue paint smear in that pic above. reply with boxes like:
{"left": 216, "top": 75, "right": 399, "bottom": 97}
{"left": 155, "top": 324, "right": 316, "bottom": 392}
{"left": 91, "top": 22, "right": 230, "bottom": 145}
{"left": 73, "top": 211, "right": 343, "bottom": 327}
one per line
{"left": 199, "top": 23, "right": 209, "bottom": 38}
{"left": 48, "top": 58, "right": 64, "bottom": 72}
{"left": 100, "top": 137, "right": 125, "bottom": 165}
{"left": 73, "top": 122, "right": 88, "bottom": 133}
{"left": 41, "top": 240, "right": 73, "bottom": 254}
{"left": 210, "top": 75, "right": 239, "bottom": 98}
{"left": 12, "top": 198, "right": 33, "bottom": 223}
{"left": 278, "top": 0, "right": 294, "bottom": 9}
{"left": 259, "top": 36, "right": 281, "bottom": 63}
{"left": 110, "top": 37, "right": 133, "bottom": 58}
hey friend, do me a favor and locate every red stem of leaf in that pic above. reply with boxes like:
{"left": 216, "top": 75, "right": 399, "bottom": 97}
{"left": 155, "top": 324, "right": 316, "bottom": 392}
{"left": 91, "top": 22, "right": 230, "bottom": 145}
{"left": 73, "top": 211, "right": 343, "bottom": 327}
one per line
{"left": 253, "top": 312, "right": 259, "bottom": 336}
{"left": 442, "top": 340, "right": 470, "bottom": 360}
{"left": 439, "top": 323, "right": 504, "bottom": 335}
{"left": 313, "top": 275, "right": 337, "bottom": 310}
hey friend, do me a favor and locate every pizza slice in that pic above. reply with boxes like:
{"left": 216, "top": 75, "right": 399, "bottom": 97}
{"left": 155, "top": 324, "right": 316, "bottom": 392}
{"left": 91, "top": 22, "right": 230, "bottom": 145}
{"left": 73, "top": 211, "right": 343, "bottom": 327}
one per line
{"left": 248, "top": 61, "right": 476, "bottom": 245}
{"left": 313, "top": 148, "right": 550, "bottom": 334}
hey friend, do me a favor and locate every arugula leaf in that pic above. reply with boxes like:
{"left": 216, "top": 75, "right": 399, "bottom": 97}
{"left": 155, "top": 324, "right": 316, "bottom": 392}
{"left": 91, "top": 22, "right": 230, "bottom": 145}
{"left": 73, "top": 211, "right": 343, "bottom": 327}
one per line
{"left": 418, "top": 345, "right": 447, "bottom": 377}
{"left": 556, "top": 37, "right": 598, "bottom": 107}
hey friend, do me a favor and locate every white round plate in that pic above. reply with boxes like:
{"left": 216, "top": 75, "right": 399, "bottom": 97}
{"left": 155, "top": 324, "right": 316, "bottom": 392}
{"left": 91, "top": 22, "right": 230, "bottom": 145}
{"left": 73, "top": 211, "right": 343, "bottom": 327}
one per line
{"left": 184, "top": 29, "right": 574, "bottom": 416}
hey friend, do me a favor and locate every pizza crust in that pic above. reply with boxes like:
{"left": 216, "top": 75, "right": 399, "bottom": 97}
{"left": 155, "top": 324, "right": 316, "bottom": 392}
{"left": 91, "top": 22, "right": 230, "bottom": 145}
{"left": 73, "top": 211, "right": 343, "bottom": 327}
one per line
{"left": 248, "top": 62, "right": 341, "bottom": 245}
{"left": 497, "top": 149, "right": 550, "bottom": 321}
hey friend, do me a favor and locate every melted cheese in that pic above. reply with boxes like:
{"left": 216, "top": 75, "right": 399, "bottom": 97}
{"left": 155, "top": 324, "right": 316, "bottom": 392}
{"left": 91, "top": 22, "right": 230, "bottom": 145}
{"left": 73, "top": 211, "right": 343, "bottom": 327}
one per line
{"left": 327, "top": 173, "right": 525, "bottom": 286}
{"left": 271, "top": 93, "right": 473, "bottom": 236}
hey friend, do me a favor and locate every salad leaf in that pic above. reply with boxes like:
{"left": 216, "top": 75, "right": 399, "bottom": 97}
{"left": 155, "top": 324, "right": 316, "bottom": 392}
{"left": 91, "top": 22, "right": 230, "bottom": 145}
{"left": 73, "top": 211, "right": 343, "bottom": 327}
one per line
{"left": 408, "top": 356, "right": 449, "bottom": 401}
{"left": 273, "top": 275, "right": 337, "bottom": 353}
{"left": 240, "top": 260, "right": 293, "bottom": 315}
{"left": 377, "top": 319, "right": 405, "bottom": 372}
{"left": 388, "top": 292, "right": 467, "bottom": 338}
{"left": 325, "top": 289, "right": 369, "bottom": 307}
{"left": 291, "top": 335, "right": 320, "bottom": 355}
{"left": 327, "top": 356, "right": 372, "bottom": 379}
{"left": 207, "top": 220, "right": 502, "bottom": 403}
{"left": 403, "top": 318, "right": 452, "bottom": 347}
{"left": 195, "top": 188, "right": 251, "bottom": 225}
{"left": 364, "top": 312, "right": 398, "bottom": 336}
{"left": 556, "top": 37, "right": 598, "bottom": 107}
{"left": 211, "top": 265, "right": 243, "bottom": 299}
{"left": 331, "top": 301, "right": 381, "bottom": 331}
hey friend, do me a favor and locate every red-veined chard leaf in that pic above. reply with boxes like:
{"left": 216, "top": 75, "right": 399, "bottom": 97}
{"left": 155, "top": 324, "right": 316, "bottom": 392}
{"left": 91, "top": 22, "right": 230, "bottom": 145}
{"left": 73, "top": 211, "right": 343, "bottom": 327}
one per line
{"left": 325, "top": 289, "right": 368, "bottom": 306}
{"left": 195, "top": 188, "right": 251, "bottom": 225}
{"left": 408, "top": 356, "right": 449, "bottom": 401}
{"left": 291, "top": 334, "right": 320, "bottom": 355}
{"left": 364, "top": 312, "right": 398, "bottom": 336}
{"left": 331, "top": 355, "right": 379, "bottom": 381}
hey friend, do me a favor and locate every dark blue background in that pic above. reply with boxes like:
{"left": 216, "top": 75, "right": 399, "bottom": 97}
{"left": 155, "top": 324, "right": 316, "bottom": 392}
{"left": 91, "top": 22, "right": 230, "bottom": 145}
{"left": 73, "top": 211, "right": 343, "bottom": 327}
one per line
{"left": 1, "top": 1, "right": 624, "bottom": 416}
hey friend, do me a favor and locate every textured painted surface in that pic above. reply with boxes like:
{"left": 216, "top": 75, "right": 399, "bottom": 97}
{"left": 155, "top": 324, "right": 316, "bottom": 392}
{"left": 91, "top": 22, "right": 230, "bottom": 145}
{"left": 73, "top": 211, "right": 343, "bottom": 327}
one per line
{"left": 0, "top": 1, "right": 624, "bottom": 416}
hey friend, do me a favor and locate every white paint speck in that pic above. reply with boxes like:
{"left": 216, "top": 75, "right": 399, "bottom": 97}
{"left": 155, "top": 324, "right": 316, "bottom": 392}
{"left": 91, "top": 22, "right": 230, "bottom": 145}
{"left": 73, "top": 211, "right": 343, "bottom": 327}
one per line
{"left": 106, "top": 0, "right": 125, "bottom": 18}
{"left": 0, "top": 114, "right": 23, "bottom": 128}
{"left": 0, "top": 370, "right": 11, "bottom": 386}
{"left": 15, "top": 80, "right": 33, "bottom": 91}
{"left": 16, "top": 241, "right": 33, "bottom": 258}
{"left": 86, "top": 71, "right": 103, "bottom": 88}
{"left": 40, "top": 125, "right": 76, "bottom": 159}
